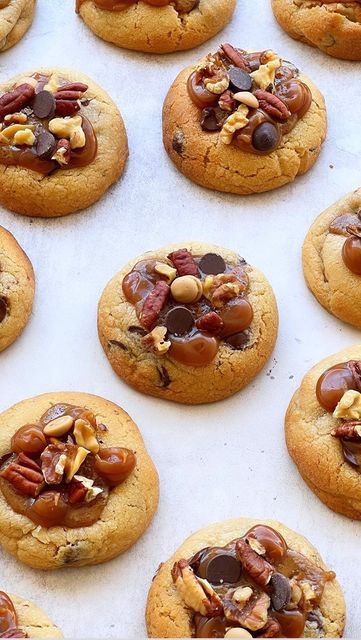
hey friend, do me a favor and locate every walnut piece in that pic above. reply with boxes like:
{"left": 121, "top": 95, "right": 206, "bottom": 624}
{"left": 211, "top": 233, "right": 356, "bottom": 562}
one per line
{"left": 204, "top": 73, "right": 230, "bottom": 95}
{"left": 73, "top": 475, "right": 103, "bottom": 502}
{"left": 49, "top": 114, "right": 85, "bottom": 149}
{"left": 0, "top": 123, "right": 35, "bottom": 146}
{"left": 171, "top": 559, "right": 223, "bottom": 617}
{"left": 250, "top": 51, "right": 281, "bottom": 89}
{"left": 73, "top": 418, "right": 99, "bottom": 454}
{"left": 224, "top": 590, "right": 270, "bottom": 632}
{"left": 203, "top": 273, "right": 244, "bottom": 308}
{"left": 143, "top": 326, "right": 171, "bottom": 355}
{"left": 220, "top": 105, "right": 249, "bottom": 145}
{"left": 333, "top": 390, "right": 361, "bottom": 420}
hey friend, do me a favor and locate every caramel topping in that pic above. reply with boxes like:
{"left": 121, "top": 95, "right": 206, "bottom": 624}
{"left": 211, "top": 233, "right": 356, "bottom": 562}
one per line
{"left": 342, "top": 236, "right": 361, "bottom": 275}
{"left": 316, "top": 360, "right": 361, "bottom": 412}
{"left": 329, "top": 212, "right": 361, "bottom": 237}
{"left": 169, "top": 332, "right": 219, "bottom": 367}
{"left": 76, "top": 0, "right": 184, "bottom": 12}
{"left": 0, "top": 593, "right": 17, "bottom": 636}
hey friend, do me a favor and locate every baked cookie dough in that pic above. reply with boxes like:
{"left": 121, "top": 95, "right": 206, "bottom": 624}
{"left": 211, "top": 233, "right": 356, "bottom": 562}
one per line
{"left": 0, "top": 392, "right": 159, "bottom": 569}
{"left": 0, "top": 68, "right": 128, "bottom": 217}
{"left": 146, "top": 517, "right": 345, "bottom": 638}
{"left": 98, "top": 242, "right": 278, "bottom": 404}
{"left": 272, "top": 0, "right": 361, "bottom": 61}
{"left": 286, "top": 345, "right": 361, "bottom": 519}
{"left": 0, "top": 591, "right": 62, "bottom": 638}
{"left": 75, "top": 0, "right": 236, "bottom": 54}
{"left": 0, "top": 0, "right": 35, "bottom": 53}
{"left": 0, "top": 225, "right": 34, "bottom": 353}
{"left": 163, "top": 44, "right": 326, "bottom": 195}
{"left": 303, "top": 188, "right": 361, "bottom": 330}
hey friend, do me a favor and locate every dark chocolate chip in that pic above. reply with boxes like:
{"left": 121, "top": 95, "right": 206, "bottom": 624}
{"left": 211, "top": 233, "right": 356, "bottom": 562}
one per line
{"left": 199, "top": 253, "right": 226, "bottom": 275}
{"left": 229, "top": 66, "right": 252, "bottom": 92}
{"left": 270, "top": 572, "right": 291, "bottom": 611}
{"left": 0, "top": 297, "right": 7, "bottom": 323}
{"left": 172, "top": 130, "right": 185, "bottom": 155}
{"left": 201, "top": 107, "right": 226, "bottom": 132}
{"left": 225, "top": 331, "right": 250, "bottom": 350}
{"left": 158, "top": 365, "right": 171, "bottom": 388}
{"left": 205, "top": 554, "right": 242, "bottom": 585}
{"left": 108, "top": 340, "right": 127, "bottom": 350}
{"left": 252, "top": 122, "right": 280, "bottom": 152}
{"left": 32, "top": 90, "right": 56, "bottom": 119}
{"left": 194, "top": 614, "right": 226, "bottom": 638}
{"left": 36, "top": 130, "right": 56, "bottom": 159}
{"left": 128, "top": 325, "right": 147, "bottom": 336}
{"left": 166, "top": 307, "right": 194, "bottom": 335}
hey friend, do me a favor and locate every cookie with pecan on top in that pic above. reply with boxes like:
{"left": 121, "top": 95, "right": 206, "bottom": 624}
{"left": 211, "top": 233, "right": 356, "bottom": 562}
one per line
{"left": 0, "top": 591, "right": 63, "bottom": 638}
{"left": 163, "top": 45, "right": 326, "bottom": 195}
{"left": 0, "top": 0, "right": 35, "bottom": 52}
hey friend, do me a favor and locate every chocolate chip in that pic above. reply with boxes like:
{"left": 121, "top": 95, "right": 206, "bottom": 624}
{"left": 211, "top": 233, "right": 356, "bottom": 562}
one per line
{"left": 166, "top": 307, "right": 194, "bottom": 335}
{"left": 158, "top": 365, "right": 171, "bottom": 388}
{"left": 225, "top": 330, "right": 250, "bottom": 350}
{"left": 199, "top": 253, "right": 226, "bottom": 275}
{"left": 108, "top": 340, "right": 127, "bottom": 350}
{"left": 252, "top": 122, "right": 280, "bottom": 152}
{"left": 201, "top": 107, "right": 227, "bottom": 132}
{"left": 128, "top": 325, "right": 147, "bottom": 336}
{"left": 270, "top": 572, "right": 291, "bottom": 611}
{"left": 229, "top": 66, "right": 252, "bottom": 92}
{"left": 205, "top": 554, "right": 242, "bottom": 584}
{"left": 172, "top": 129, "right": 185, "bottom": 154}
{"left": 32, "top": 90, "right": 56, "bottom": 119}
{"left": 36, "top": 130, "right": 56, "bottom": 159}
{"left": 0, "top": 297, "right": 7, "bottom": 323}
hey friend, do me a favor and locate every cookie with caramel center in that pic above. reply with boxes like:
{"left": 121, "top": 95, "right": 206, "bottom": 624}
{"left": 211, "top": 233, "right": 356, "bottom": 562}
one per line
{"left": 0, "top": 0, "right": 35, "bottom": 52}
{"left": 0, "top": 592, "right": 63, "bottom": 638}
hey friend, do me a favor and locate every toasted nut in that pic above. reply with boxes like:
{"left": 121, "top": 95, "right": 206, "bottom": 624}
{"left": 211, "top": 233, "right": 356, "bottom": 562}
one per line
{"left": 204, "top": 75, "right": 229, "bottom": 95}
{"left": 51, "top": 139, "right": 71, "bottom": 166}
{"left": 300, "top": 581, "right": 316, "bottom": 603}
{"left": 155, "top": 262, "right": 177, "bottom": 284}
{"left": 333, "top": 390, "right": 361, "bottom": 420}
{"left": 15, "top": 76, "right": 37, "bottom": 89}
{"left": 0, "top": 123, "right": 35, "bottom": 145}
{"left": 65, "top": 446, "right": 89, "bottom": 482}
{"left": 43, "top": 73, "right": 60, "bottom": 94}
{"left": 4, "top": 112, "right": 28, "bottom": 124}
{"left": 73, "top": 418, "right": 99, "bottom": 454}
{"left": 172, "top": 560, "right": 223, "bottom": 617}
{"left": 143, "top": 326, "right": 171, "bottom": 355}
{"left": 13, "top": 128, "right": 35, "bottom": 146}
{"left": 225, "top": 630, "right": 252, "bottom": 639}
{"left": 233, "top": 587, "right": 253, "bottom": 605}
{"left": 43, "top": 415, "right": 74, "bottom": 437}
{"left": 220, "top": 105, "right": 249, "bottom": 145}
{"left": 233, "top": 91, "right": 259, "bottom": 109}
{"left": 171, "top": 275, "right": 203, "bottom": 304}
{"left": 247, "top": 537, "right": 266, "bottom": 555}
{"left": 73, "top": 475, "right": 103, "bottom": 502}
{"left": 55, "top": 453, "right": 67, "bottom": 477}
{"left": 48, "top": 114, "right": 85, "bottom": 149}
{"left": 250, "top": 52, "right": 281, "bottom": 89}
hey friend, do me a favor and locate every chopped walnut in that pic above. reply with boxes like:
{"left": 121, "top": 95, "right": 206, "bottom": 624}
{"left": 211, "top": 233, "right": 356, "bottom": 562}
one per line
{"left": 250, "top": 52, "right": 281, "bottom": 90}
{"left": 204, "top": 72, "right": 230, "bottom": 95}
{"left": 333, "top": 390, "right": 361, "bottom": 420}
{"left": 143, "top": 326, "right": 171, "bottom": 355}
{"left": 171, "top": 559, "right": 223, "bottom": 617}
{"left": 220, "top": 105, "right": 249, "bottom": 144}
{"left": 224, "top": 589, "right": 270, "bottom": 632}
{"left": 203, "top": 273, "right": 245, "bottom": 308}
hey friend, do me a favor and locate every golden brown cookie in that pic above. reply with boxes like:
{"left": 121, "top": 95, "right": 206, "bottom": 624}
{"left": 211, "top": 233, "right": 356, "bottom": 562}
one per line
{"left": 98, "top": 242, "right": 278, "bottom": 404}
{"left": 272, "top": 0, "right": 361, "bottom": 61}
{"left": 76, "top": 0, "right": 236, "bottom": 54}
{"left": 0, "top": 591, "right": 63, "bottom": 638}
{"left": 146, "top": 517, "right": 346, "bottom": 638}
{"left": 0, "top": 0, "right": 35, "bottom": 53}
{"left": 163, "top": 45, "right": 326, "bottom": 195}
{"left": 0, "top": 392, "right": 159, "bottom": 569}
{"left": 0, "top": 68, "right": 128, "bottom": 217}
{"left": 0, "top": 225, "right": 34, "bottom": 352}
{"left": 286, "top": 345, "right": 361, "bottom": 519}
{"left": 303, "top": 188, "right": 361, "bottom": 330}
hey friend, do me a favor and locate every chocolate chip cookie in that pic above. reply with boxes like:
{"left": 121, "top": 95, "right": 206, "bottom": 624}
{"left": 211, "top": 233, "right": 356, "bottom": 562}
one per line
{"left": 98, "top": 242, "right": 278, "bottom": 404}
{"left": 76, "top": 0, "right": 236, "bottom": 53}
{"left": 303, "top": 188, "right": 361, "bottom": 330}
{"left": 272, "top": 0, "right": 361, "bottom": 60}
{"left": 0, "top": 392, "right": 159, "bottom": 569}
{"left": 146, "top": 517, "right": 346, "bottom": 638}
{"left": 163, "top": 45, "right": 326, "bottom": 195}
{"left": 286, "top": 345, "right": 361, "bottom": 519}
{"left": 0, "top": 0, "right": 35, "bottom": 52}
{"left": 0, "top": 225, "right": 34, "bottom": 352}
{"left": 0, "top": 68, "right": 128, "bottom": 217}
{"left": 0, "top": 591, "right": 63, "bottom": 638}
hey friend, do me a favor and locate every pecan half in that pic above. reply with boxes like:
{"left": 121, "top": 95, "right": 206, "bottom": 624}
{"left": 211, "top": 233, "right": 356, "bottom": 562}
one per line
{"left": 0, "top": 629, "right": 27, "bottom": 638}
{"left": 54, "top": 83, "right": 88, "bottom": 117}
{"left": 172, "top": 560, "right": 223, "bottom": 617}
{"left": 254, "top": 90, "right": 290, "bottom": 122}
{"left": 0, "top": 84, "right": 35, "bottom": 120}
{"left": 236, "top": 538, "right": 274, "bottom": 587}
{"left": 219, "top": 44, "right": 250, "bottom": 71}
{"left": 332, "top": 421, "right": 361, "bottom": 439}
{"left": 196, "top": 312, "right": 224, "bottom": 334}
{"left": 223, "top": 589, "right": 270, "bottom": 631}
{"left": 168, "top": 248, "right": 199, "bottom": 277}
{"left": 0, "top": 453, "right": 44, "bottom": 497}
{"left": 140, "top": 281, "right": 170, "bottom": 331}
{"left": 259, "top": 616, "right": 282, "bottom": 638}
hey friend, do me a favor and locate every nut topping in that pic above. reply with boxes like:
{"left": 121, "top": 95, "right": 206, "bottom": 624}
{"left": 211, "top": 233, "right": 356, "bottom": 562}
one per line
{"left": 0, "top": 453, "right": 44, "bottom": 497}
{"left": 172, "top": 560, "right": 223, "bottom": 617}
{"left": 253, "top": 90, "right": 290, "bottom": 122}
{"left": 170, "top": 275, "right": 203, "bottom": 303}
{"left": 0, "top": 84, "right": 35, "bottom": 120}
{"left": 154, "top": 262, "right": 177, "bottom": 284}
{"left": 140, "top": 280, "right": 170, "bottom": 330}
{"left": 224, "top": 590, "right": 270, "bottom": 631}
{"left": 333, "top": 390, "right": 361, "bottom": 420}
{"left": 236, "top": 538, "right": 274, "bottom": 587}
{"left": 143, "top": 326, "right": 171, "bottom": 355}
{"left": 43, "top": 415, "right": 74, "bottom": 437}
{"left": 48, "top": 114, "right": 86, "bottom": 149}
{"left": 219, "top": 44, "right": 250, "bottom": 71}
{"left": 73, "top": 418, "right": 100, "bottom": 454}
{"left": 168, "top": 248, "right": 199, "bottom": 277}
{"left": 332, "top": 421, "right": 361, "bottom": 439}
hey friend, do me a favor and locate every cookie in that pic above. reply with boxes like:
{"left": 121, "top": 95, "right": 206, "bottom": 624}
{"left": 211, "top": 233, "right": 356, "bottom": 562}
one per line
{"left": 272, "top": 0, "right": 361, "bottom": 61}
{"left": 303, "top": 188, "right": 361, "bottom": 330}
{"left": 0, "top": 591, "right": 62, "bottom": 638}
{"left": 163, "top": 45, "right": 326, "bottom": 195}
{"left": 0, "top": 68, "right": 128, "bottom": 217}
{"left": 98, "top": 242, "right": 278, "bottom": 404}
{"left": 0, "top": 225, "right": 34, "bottom": 352}
{"left": 146, "top": 517, "right": 346, "bottom": 638}
{"left": 0, "top": 0, "right": 35, "bottom": 53}
{"left": 0, "top": 392, "right": 159, "bottom": 569}
{"left": 76, "top": 0, "right": 236, "bottom": 54}
{"left": 285, "top": 345, "right": 361, "bottom": 519}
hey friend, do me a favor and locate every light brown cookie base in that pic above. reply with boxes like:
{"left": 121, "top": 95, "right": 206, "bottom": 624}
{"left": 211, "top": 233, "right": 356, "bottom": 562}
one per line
{"left": 0, "top": 0, "right": 35, "bottom": 52}
{"left": 5, "top": 594, "right": 63, "bottom": 638}
{"left": 0, "top": 392, "right": 159, "bottom": 569}
{"left": 98, "top": 241, "right": 278, "bottom": 404}
{"left": 272, "top": 0, "right": 361, "bottom": 61}
{"left": 162, "top": 64, "right": 326, "bottom": 195}
{"left": 285, "top": 344, "right": 361, "bottom": 520}
{"left": 303, "top": 188, "right": 361, "bottom": 330}
{"left": 0, "top": 225, "right": 34, "bottom": 352}
{"left": 77, "top": 0, "right": 236, "bottom": 54}
{"left": 146, "top": 517, "right": 346, "bottom": 638}
{"left": 0, "top": 68, "right": 128, "bottom": 218}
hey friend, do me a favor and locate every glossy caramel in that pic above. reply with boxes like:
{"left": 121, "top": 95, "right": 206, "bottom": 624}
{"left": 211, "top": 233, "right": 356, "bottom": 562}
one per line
{"left": 0, "top": 593, "right": 17, "bottom": 635}
{"left": 342, "top": 236, "right": 361, "bottom": 275}
{"left": 316, "top": 361, "right": 360, "bottom": 412}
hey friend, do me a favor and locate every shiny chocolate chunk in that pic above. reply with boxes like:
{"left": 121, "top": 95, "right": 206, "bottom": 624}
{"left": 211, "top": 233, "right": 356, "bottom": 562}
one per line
{"left": 166, "top": 307, "right": 194, "bottom": 335}
{"left": 32, "top": 90, "right": 56, "bottom": 119}
{"left": 36, "top": 130, "right": 56, "bottom": 159}
{"left": 199, "top": 253, "right": 226, "bottom": 275}
{"left": 196, "top": 547, "right": 242, "bottom": 585}
{"left": 270, "top": 572, "right": 291, "bottom": 611}
{"left": 0, "top": 297, "right": 7, "bottom": 323}
{"left": 253, "top": 122, "right": 280, "bottom": 152}
{"left": 225, "top": 331, "right": 250, "bottom": 350}
{"left": 229, "top": 67, "right": 252, "bottom": 93}
{"left": 194, "top": 614, "right": 226, "bottom": 638}
{"left": 200, "top": 107, "right": 226, "bottom": 132}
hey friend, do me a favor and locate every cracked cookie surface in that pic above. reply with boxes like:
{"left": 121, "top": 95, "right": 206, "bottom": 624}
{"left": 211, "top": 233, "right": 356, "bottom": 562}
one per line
{"left": 0, "top": 225, "right": 34, "bottom": 353}
{"left": 303, "top": 188, "right": 361, "bottom": 330}
{"left": 1, "top": 593, "right": 63, "bottom": 638}
{"left": 0, "top": 68, "right": 128, "bottom": 218}
{"left": 97, "top": 241, "right": 278, "bottom": 405}
{"left": 146, "top": 517, "right": 345, "bottom": 638}
{"left": 286, "top": 344, "right": 361, "bottom": 519}
{"left": 77, "top": 0, "right": 236, "bottom": 53}
{"left": 272, "top": 0, "right": 361, "bottom": 60}
{"left": 0, "top": 0, "right": 35, "bottom": 52}
{"left": 162, "top": 59, "right": 326, "bottom": 195}
{"left": 0, "top": 392, "right": 159, "bottom": 569}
